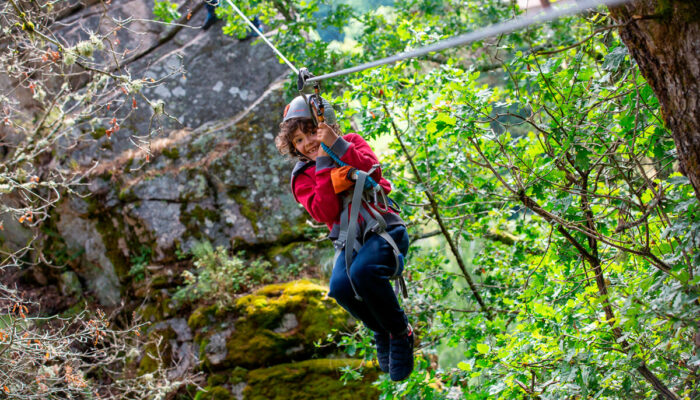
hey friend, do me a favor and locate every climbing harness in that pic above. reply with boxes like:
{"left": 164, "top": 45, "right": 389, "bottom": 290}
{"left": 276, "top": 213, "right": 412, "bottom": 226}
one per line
{"left": 333, "top": 165, "right": 408, "bottom": 301}
{"left": 301, "top": 77, "right": 408, "bottom": 300}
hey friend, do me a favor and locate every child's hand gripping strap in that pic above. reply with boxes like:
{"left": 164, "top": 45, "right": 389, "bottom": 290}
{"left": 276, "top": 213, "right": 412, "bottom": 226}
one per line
{"left": 330, "top": 166, "right": 356, "bottom": 194}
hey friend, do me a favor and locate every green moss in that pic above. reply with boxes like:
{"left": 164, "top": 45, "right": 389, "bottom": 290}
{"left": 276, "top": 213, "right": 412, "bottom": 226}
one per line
{"left": 180, "top": 205, "right": 220, "bottom": 242}
{"left": 190, "top": 281, "right": 353, "bottom": 370}
{"left": 59, "top": 298, "right": 88, "bottom": 319}
{"left": 118, "top": 187, "right": 137, "bottom": 202}
{"left": 215, "top": 280, "right": 349, "bottom": 368}
{"left": 266, "top": 242, "right": 297, "bottom": 259}
{"left": 189, "top": 205, "right": 219, "bottom": 223}
{"left": 234, "top": 280, "right": 326, "bottom": 326}
{"left": 138, "top": 350, "right": 160, "bottom": 375}
{"left": 174, "top": 385, "right": 199, "bottom": 400}
{"left": 207, "top": 373, "right": 228, "bottom": 386}
{"left": 93, "top": 211, "right": 130, "bottom": 279}
{"left": 194, "top": 386, "right": 234, "bottom": 400}
{"left": 91, "top": 127, "right": 107, "bottom": 140}
{"left": 230, "top": 366, "right": 248, "bottom": 384}
{"left": 139, "top": 303, "right": 160, "bottom": 323}
{"left": 299, "top": 299, "right": 347, "bottom": 343}
{"left": 228, "top": 190, "right": 259, "bottom": 235}
{"left": 124, "top": 158, "right": 134, "bottom": 173}
{"left": 243, "top": 359, "right": 380, "bottom": 400}
{"left": 138, "top": 295, "right": 174, "bottom": 322}
{"left": 39, "top": 218, "right": 84, "bottom": 270}
{"left": 221, "top": 321, "right": 288, "bottom": 368}
{"left": 188, "top": 304, "right": 219, "bottom": 331}
{"left": 162, "top": 147, "right": 180, "bottom": 160}
{"left": 151, "top": 273, "right": 170, "bottom": 288}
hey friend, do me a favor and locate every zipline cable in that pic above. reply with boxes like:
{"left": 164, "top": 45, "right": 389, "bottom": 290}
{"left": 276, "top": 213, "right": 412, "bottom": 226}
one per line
{"left": 217, "top": 0, "right": 631, "bottom": 84}
{"left": 221, "top": 0, "right": 299, "bottom": 75}
{"left": 305, "top": 0, "right": 630, "bottom": 83}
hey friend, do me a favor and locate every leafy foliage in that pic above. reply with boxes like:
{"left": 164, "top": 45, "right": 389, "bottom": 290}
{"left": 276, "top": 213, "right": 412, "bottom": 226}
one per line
{"left": 128, "top": 246, "right": 153, "bottom": 282}
{"left": 174, "top": 242, "right": 274, "bottom": 308}
{"left": 213, "top": 0, "right": 699, "bottom": 398}
{"left": 153, "top": 0, "right": 182, "bottom": 23}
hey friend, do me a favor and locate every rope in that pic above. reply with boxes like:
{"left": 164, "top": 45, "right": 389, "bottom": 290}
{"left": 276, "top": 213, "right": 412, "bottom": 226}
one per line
{"left": 220, "top": 0, "right": 299, "bottom": 74}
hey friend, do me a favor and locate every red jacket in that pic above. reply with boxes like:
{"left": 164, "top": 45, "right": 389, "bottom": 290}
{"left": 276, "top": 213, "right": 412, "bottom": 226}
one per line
{"left": 291, "top": 133, "right": 397, "bottom": 234}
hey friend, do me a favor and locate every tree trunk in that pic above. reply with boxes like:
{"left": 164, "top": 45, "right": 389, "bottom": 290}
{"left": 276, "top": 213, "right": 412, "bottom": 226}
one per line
{"left": 608, "top": 1, "right": 700, "bottom": 202}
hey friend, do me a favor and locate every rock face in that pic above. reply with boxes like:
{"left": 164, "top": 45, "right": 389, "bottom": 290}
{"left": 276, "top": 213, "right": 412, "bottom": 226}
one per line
{"left": 1, "top": 0, "right": 308, "bottom": 306}
{"left": 196, "top": 358, "right": 380, "bottom": 400}
{"left": 21, "top": 0, "right": 312, "bottom": 306}
{"left": 55, "top": 200, "right": 123, "bottom": 307}
{"left": 63, "top": 81, "right": 308, "bottom": 299}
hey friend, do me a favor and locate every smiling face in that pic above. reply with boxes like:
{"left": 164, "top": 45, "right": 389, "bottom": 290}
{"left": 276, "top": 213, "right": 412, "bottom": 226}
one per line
{"left": 292, "top": 128, "right": 320, "bottom": 161}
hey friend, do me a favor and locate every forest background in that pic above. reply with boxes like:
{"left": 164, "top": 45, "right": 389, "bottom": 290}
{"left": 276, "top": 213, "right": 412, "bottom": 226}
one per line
{"left": 1, "top": 0, "right": 698, "bottom": 399}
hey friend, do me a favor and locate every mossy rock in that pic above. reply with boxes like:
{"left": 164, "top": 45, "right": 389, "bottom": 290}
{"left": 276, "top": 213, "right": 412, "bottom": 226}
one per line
{"left": 188, "top": 304, "right": 219, "bottom": 331}
{"left": 192, "top": 280, "right": 352, "bottom": 369}
{"left": 243, "top": 358, "right": 380, "bottom": 400}
{"left": 223, "top": 281, "right": 348, "bottom": 368}
{"left": 162, "top": 147, "right": 180, "bottom": 160}
{"left": 193, "top": 386, "right": 235, "bottom": 400}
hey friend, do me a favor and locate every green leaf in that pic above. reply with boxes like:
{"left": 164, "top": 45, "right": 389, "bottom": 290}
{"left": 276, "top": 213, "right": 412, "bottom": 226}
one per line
{"left": 603, "top": 47, "right": 628, "bottom": 71}
{"left": 434, "top": 113, "right": 456, "bottom": 126}
{"left": 153, "top": 0, "right": 181, "bottom": 23}
{"left": 574, "top": 145, "right": 591, "bottom": 170}
{"left": 457, "top": 361, "right": 472, "bottom": 371}
{"left": 476, "top": 343, "right": 490, "bottom": 354}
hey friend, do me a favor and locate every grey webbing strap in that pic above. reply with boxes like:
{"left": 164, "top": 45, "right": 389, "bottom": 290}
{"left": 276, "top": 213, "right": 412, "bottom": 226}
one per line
{"left": 332, "top": 197, "right": 350, "bottom": 268}
{"left": 377, "top": 230, "right": 402, "bottom": 279}
{"left": 336, "top": 196, "right": 351, "bottom": 245}
{"left": 359, "top": 202, "right": 407, "bottom": 298}
{"left": 344, "top": 171, "right": 368, "bottom": 301}
{"left": 363, "top": 202, "right": 388, "bottom": 232}
{"left": 334, "top": 168, "right": 408, "bottom": 300}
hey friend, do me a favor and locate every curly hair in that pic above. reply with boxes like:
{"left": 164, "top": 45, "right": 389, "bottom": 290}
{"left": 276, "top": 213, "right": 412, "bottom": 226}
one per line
{"left": 275, "top": 117, "right": 341, "bottom": 161}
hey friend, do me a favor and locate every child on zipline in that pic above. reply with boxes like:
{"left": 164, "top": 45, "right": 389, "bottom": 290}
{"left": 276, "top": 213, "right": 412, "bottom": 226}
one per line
{"left": 275, "top": 95, "right": 414, "bottom": 382}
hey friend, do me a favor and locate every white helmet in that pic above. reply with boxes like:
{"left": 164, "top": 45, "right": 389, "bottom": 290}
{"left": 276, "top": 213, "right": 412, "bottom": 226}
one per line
{"left": 282, "top": 95, "right": 337, "bottom": 125}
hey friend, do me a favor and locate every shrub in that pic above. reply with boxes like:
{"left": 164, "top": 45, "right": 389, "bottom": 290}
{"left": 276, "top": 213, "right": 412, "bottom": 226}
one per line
{"left": 174, "top": 242, "right": 274, "bottom": 308}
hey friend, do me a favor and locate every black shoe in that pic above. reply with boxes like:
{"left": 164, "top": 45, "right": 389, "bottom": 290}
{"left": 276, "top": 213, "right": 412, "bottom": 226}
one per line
{"left": 374, "top": 331, "right": 390, "bottom": 373}
{"left": 202, "top": 14, "right": 218, "bottom": 30}
{"left": 389, "top": 324, "right": 414, "bottom": 382}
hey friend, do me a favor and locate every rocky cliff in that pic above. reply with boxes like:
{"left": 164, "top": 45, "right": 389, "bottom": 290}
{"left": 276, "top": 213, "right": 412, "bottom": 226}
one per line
{"left": 0, "top": 1, "right": 376, "bottom": 398}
